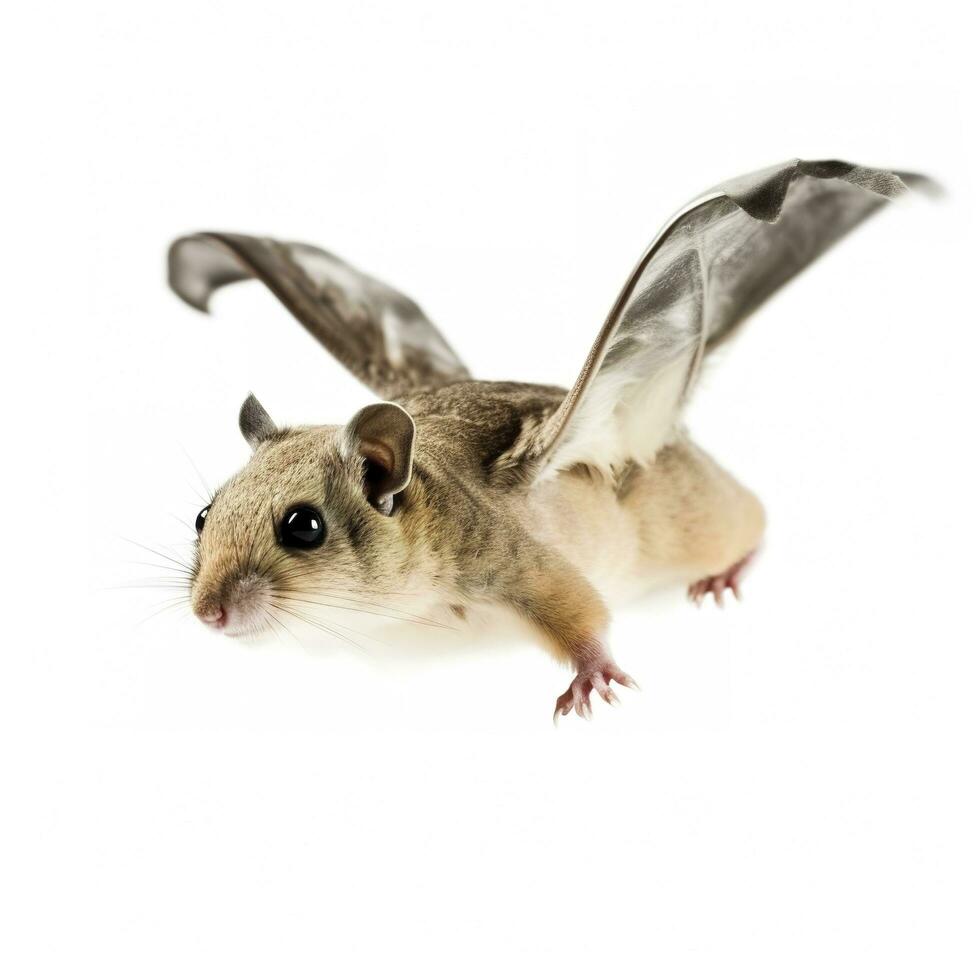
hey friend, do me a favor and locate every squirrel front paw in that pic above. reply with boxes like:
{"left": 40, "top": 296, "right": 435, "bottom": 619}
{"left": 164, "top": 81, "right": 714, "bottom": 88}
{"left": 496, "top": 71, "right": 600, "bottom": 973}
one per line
{"left": 553, "top": 658, "right": 639, "bottom": 723}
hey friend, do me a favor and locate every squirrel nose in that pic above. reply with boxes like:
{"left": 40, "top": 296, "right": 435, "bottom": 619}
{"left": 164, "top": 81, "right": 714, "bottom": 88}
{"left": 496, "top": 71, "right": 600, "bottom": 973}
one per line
{"left": 197, "top": 604, "right": 227, "bottom": 629}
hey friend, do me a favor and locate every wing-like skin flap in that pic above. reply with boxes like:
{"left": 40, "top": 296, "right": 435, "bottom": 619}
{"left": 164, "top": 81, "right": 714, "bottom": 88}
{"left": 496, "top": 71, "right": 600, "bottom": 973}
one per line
{"left": 168, "top": 232, "right": 471, "bottom": 398}
{"left": 527, "top": 158, "right": 934, "bottom": 479}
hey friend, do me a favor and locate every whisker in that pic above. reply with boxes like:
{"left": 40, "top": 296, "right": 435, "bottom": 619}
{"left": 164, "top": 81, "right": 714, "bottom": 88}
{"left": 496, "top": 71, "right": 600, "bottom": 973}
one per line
{"left": 274, "top": 592, "right": 451, "bottom": 630}
{"left": 181, "top": 447, "right": 214, "bottom": 502}
{"left": 134, "top": 595, "right": 191, "bottom": 627}
{"left": 122, "top": 538, "right": 195, "bottom": 574}
{"left": 169, "top": 513, "right": 196, "bottom": 534}
{"left": 106, "top": 580, "right": 192, "bottom": 591}
{"left": 274, "top": 581, "right": 425, "bottom": 601}
{"left": 280, "top": 603, "right": 381, "bottom": 644}
{"left": 275, "top": 586, "right": 453, "bottom": 628}
{"left": 124, "top": 559, "right": 194, "bottom": 577}
{"left": 262, "top": 611, "right": 283, "bottom": 643}
{"left": 265, "top": 608, "right": 304, "bottom": 649}
{"left": 270, "top": 601, "right": 366, "bottom": 651}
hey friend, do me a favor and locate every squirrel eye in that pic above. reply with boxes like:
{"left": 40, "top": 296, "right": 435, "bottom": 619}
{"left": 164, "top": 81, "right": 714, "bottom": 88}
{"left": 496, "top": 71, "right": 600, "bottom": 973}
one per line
{"left": 279, "top": 506, "right": 326, "bottom": 549}
{"left": 195, "top": 507, "right": 209, "bottom": 534}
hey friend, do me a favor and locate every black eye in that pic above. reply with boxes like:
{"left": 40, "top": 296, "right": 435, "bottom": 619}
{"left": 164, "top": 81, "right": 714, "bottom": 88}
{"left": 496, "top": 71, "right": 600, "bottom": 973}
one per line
{"left": 195, "top": 507, "right": 209, "bottom": 534}
{"left": 279, "top": 505, "right": 326, "bottom": 549}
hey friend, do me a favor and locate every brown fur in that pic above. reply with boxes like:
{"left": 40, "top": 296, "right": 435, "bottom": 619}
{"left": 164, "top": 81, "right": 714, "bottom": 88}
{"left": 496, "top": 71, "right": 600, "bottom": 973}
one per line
{"left": 191, "top": 380, "right": 765, "bottom": 675}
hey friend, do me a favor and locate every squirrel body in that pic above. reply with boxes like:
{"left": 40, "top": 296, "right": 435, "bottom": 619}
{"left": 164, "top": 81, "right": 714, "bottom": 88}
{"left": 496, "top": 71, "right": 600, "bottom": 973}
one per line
{"left": 169, "top": 158, "right": 930, "bottom": 718}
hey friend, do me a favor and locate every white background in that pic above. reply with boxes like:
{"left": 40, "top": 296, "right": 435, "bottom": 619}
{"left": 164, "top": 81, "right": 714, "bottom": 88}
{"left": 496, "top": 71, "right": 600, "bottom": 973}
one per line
{"left": 4, "top": 2, "right": 978, "bottom": 977}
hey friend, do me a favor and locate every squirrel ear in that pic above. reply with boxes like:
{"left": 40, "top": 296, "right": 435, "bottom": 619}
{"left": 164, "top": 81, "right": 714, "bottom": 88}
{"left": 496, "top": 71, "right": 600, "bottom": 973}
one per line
{"left": 239, "top": 393, "right": 277, "bottom": 450}
{"left": 343, "top": 402, "right": 416, "bottom": 514}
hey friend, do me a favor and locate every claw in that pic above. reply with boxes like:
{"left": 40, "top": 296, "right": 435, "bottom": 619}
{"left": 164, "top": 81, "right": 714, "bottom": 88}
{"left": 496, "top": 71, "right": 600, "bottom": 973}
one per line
{"left": 593, "top": 674, "right": 619, "bottom": 706}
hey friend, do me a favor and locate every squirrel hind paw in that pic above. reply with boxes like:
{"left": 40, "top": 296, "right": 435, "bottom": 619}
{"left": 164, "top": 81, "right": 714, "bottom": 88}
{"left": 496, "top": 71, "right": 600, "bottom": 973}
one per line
{"left": 687, "top": 551, "right": 757, "bottom": 608}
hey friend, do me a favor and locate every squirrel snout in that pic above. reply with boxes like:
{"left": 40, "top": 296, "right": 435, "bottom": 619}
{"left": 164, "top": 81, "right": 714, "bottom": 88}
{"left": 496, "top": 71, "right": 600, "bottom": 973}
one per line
{"left": 192, "top": 571, "right": 272, "bottom": 638}
{"left": 196, "top": 604, "right": 227, "bottom": 630}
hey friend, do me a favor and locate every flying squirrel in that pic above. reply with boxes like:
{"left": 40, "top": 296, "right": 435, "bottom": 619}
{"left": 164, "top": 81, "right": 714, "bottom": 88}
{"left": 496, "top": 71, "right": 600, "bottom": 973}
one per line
{"left": 166, "top": 158, "right": 933, "bottom": 721}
